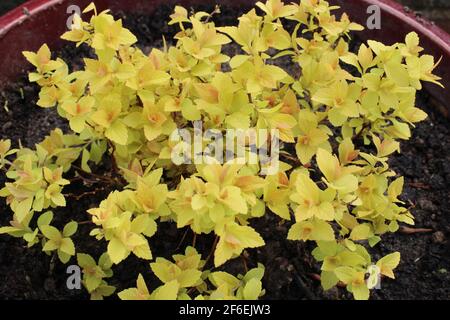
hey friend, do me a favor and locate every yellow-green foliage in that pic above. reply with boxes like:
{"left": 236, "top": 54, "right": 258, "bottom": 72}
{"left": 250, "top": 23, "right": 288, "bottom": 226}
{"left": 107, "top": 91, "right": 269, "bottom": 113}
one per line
{"left": 118, "top": 246, "right": 265, "bottom": 300}
{"left": 0, "top": 0, "right": 443, "bottom": 300}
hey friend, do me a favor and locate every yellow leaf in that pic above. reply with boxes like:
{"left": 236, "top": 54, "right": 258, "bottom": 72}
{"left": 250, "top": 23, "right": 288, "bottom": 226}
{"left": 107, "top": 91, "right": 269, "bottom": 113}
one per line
{"left": 376, "top": 252, "right": 400, "bottom": 279}
{"left": 108, "top": 238, "right": 128, "bottom": 264}
{"left": 105, "top": 121, "right": 128, "bottom": 145}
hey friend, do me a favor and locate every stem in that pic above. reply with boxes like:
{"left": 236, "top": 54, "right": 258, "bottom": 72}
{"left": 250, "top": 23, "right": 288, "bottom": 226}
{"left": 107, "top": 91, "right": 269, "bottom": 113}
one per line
{"left": 64, "top": 188, "right": 106, "bottom": 200}
{"left": 204, "top": 5, "right": 221, "bottom": 23}
{"left": 399, "top": 226, "right": 433, "bottom": 235}
{"left": 192, "top": 233, "right": 197, "bottom": 248}
{"left": 241, "top": 254, "right": 248, "bottom": 273}
{"left": 77, "top": 220, "right": 93, "bottom": 225}
{"left": 204, "top": 236, "right": 219, "bottom": 267}
{"left": 352, "top": 122, "right": 371, "bottom": 143}
{"left": 72, "top": 165, "right": 120, "bottom": 186}
{"left": 175, "top": 228, "right": 189, "bottom": 251}
{"left": 107, "top": 140, "right": 120, "bottom": 175}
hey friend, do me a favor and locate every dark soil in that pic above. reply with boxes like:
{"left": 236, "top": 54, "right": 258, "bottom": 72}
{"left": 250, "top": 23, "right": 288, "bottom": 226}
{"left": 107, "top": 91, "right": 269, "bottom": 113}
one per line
{"left": 0, "top": 4, "right": 449, "bottom": 300}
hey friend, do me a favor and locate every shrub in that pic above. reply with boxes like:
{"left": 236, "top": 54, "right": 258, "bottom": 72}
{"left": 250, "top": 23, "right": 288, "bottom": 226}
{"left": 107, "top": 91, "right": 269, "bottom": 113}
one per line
{"left": 0, "top": 0, "right": 442, "bottom": 300}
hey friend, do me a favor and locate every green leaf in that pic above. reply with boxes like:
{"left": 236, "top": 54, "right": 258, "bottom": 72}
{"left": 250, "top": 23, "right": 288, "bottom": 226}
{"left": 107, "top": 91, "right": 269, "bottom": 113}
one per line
{"left": 52, "top": 193, "right": 66, "bottom": 207}
{"left": 352, "top": 283, "right": 370, "bottom": 300}
{"left": 15, "top": 197, "right": 33, "bottom": 223}
{"left": 334, "top": 266, "right": 356, "bottom": 283}
{"left": 243, "top": 278, "right": 262, "bottom": 300}
{"left": 376, "top": 252, "right": 400, "bottom": 279}
{"left": 321, "top": 271, "right": 339, "bottom": 290}
{"left": 60, "top": 238, "right": 76, "bottom": 256}
{"left": 350, "top": 224, "right": 372, "bottom": 241}
{"left": 368, "top": 236, "right": 382, "bottom": 247}
{"left": 63, "top": 221, "right": 78, "bottom": 237}
{"left": 118, "top": 288, "right": 140, "bottom": 300}
{"left": 37, "top": 211, "right": 54, "bottom": 227}
{"left": 43, "top": 239, "right": 60, "bottom": 251}
{"left": 77, "top": 253, "right": 96, "bottom": 268}
{"left": 0, "top": 226, "right": 23, "bottom": 235}
{"left": 86, "top": 275, "right": 102, "bottom": 293}
{"left": 81, "top": 149, "right": 91, "bottom": 173}
{"left": 40, "top": 225, "right": 61, "bottom": 241}
{"left": 58, "top": 250, "right": 72, "bottom": 264}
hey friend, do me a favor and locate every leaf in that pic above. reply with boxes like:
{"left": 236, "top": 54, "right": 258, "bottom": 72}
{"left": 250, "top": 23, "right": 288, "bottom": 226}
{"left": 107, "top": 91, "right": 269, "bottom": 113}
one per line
{"left": 106, "top": 121, "right": 128, "bottom": 145}
{"left": 388, "top": 177, "right": 404, "bottom": 202}
{"left": 0, "top": 226, "right": 23, "bottom": 235}
{"left": 40, "top": 225, "right": 61, "bottom": 241}
{"left": 118, "top": 274, "right": 150, "bottom": 300}
{"left": 288, "top": 220, "right": 335, "bottom": 242}
{"left": 81, "top": 149, "right": 91, "bottom": 173}
{"left": 352, "top": 282, "right": 370, "bottom": 300}
{"left": 118, "top": 288, "right": 140, "bottom": 300}
{"left": 373, "top": 135, "right": 400, "bottom": 157}
{"left": 181, "top": 99, "right": 201, "bottom": 121}
{"left": 268, "top": 203, "right": 290, "bottom": 220}
{"left": 214, "top": 224, "right": 264, "bottom": 267}
{"left": 220, "top": 186, "right": 248, "bottom": 214}
{"left": 63, "top": 221, "right": 78, "bottom": 237}
{"left": 132, "top": 240, "right": 152, "bottom": 260}
{"left": 368, "top": 236, "right": 382, "bottom": 247}
{"left": 37, "top": 211, "right": 54, "bottom": 227}
{"left": 376, "top": 252, "right": 400, "bottom": 279}
{"left": 83, "top": 2, "right": 97, "bottom": 14}
{"left": 321, "top": 271, "right": 339, "bottom": 290}
{"left": 152, "top": 280, "right": 179, "bottom": 300}
{"left": 210, "top": 271, "right": 240, "bottom": 289}
{"left": 58, "top": 251, "right": 72, "bottom": 264}
{"left": 385, "top": 60, "right": 410, "bottom": 87}
{"left": 177, "top": 269, "right": 202, "bottom": 288}
{"left": 60, "top": 238, "right": 76, "bottom": 256}
{"left": 52, "top": 193, "right": 67, "bottom": 207}
{"left": 86, "top": 275, "right": 102, "bottom": 293}
{"left": 230, "top": 55, "right": 250, "bottom": 69}
{"left": 243, "top": 278, "right": 262, "bottom": 300}
{"left": 334, "top": 266, "right": 356, "bottom": 283}
{"left": 288, "top": 222, "right": 309, "bottom": 241}
{"left": 313, "top": 220, "right": 336, "bottom": 241}
{"left": 77, "top": 253, "right": 96, "bottom": 268}
{"left": 43, "top": 239, "right": 60, "bottom": 251}
{"left": 151, "top": 259, "right": 174, "bottom": 283}
{"left": 350, "top": 224, "right": 371, "bottom": 241}
{"left": 316, "top": 148, "right": 338, "bottom": 182}
{"left": 15, "top": 197, "right": 33, "bottom": 223}
{"left": 23, "top": 230, "right": 38, "bottom": 244}
{"left": 130, "top": 214, "right": 151, "bottom": 234}
{"left": 108, "top": 238, "right": 128, "bottom": 264}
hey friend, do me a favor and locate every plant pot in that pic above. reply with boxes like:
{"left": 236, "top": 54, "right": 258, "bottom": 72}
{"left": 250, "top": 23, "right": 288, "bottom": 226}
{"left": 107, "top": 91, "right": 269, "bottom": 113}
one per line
{"left": 0, "top": 0, "right": 449, "bottom": 111}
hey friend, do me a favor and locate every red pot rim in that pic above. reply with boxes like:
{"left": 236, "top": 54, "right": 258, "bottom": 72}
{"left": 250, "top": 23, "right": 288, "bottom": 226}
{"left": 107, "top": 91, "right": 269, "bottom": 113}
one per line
{"left": 0, "top": 0, "right": 449, "bottom": 109}
{"left": 0, "top": 0, "right": 60, "bottom": 38}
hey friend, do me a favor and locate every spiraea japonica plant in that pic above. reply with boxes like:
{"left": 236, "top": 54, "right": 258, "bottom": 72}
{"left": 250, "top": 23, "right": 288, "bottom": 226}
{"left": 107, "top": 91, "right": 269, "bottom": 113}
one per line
{"left": 0, "top": 0, "right": 443, "bottom": 300}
